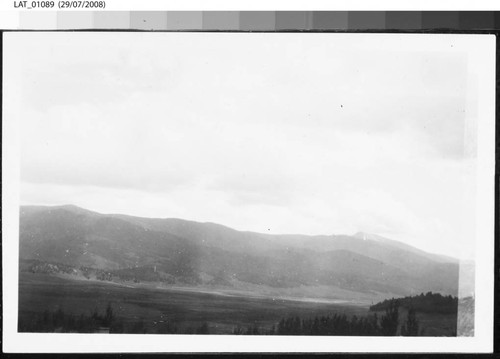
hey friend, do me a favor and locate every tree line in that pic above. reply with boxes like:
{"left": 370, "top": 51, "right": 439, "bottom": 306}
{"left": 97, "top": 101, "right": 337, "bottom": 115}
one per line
{"left": 22, "top": 293, "right": 454, "bottom": 336}
{"left": 369, "top": 292, "right": 458, "bottom": 315}
{"left": 23, "top": 259, "right": 186, "bottom": 285}
{"left": 18, "top": 303, "right": 212, "bottom": 334}
{"left": 232, "top": 301, "right": 421, "bottom": 336}
{"left": 18, "top": 303, "right": 118, "bottom": 333}
{"left": 19, "top": 302, "right": 421, "bottom": 336}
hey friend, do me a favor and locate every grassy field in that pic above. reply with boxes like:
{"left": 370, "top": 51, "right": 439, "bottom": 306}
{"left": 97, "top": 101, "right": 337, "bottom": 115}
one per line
{"left": 18, "top": 272, "right": 457, "bottom": 335}
{"left": 18, "top": 272, "right": 369, "bottom": 334}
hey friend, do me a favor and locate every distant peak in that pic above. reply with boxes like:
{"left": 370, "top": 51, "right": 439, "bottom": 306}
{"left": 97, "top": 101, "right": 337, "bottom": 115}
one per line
{"left": 353, "top": 232, "right": 386, "bottom": 242}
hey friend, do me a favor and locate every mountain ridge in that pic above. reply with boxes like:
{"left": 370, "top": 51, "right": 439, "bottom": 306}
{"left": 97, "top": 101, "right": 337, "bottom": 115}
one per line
{"left": 21, "top": 204, "right": 457, "bottom": 263}
{"left": 19, "top": 204, "right": 464, "bottom": 301}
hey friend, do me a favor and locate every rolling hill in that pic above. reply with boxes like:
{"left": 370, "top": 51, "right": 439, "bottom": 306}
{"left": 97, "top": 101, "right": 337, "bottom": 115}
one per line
{"left": 19, "top": 205, "right": 462, "bottom": 301}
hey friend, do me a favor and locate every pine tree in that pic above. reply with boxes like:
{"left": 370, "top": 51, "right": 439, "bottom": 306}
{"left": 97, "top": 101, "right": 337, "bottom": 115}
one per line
{"left": 380, "top": 300, "right": 399, "bottom": 336}
{"left": 104, "top": 302, "right": 114, "bottom": 326}
{"left": 401, "top": 307, "right": 419, "bottom": 336}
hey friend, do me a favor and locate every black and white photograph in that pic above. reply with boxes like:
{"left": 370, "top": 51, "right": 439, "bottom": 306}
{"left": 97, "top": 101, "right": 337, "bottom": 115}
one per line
{"left": 2, "top": 31, "right": 496, "bottom": 352}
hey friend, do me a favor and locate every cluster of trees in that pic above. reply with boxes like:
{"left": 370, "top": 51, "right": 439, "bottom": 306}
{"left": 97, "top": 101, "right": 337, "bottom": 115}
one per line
{"left": 400, "top": 307, "right": 419, "bottom": 336}
{"left": 78, "top": 266, "right": 114, "bottom": 281}
{"left": 95, "top": 269, "right": 114, "bottom": 281}
{"left": 23, "top": 259, "right": 202, "bottom": 286}
{"left": 26, "top": 260, "right": 167, "bottom": 284}
{"left": 111, "top": 266, "right": 164, "bottom": 283}
{"left": 370, "top": 292, "right": 458, "bottom": 315}
{"left": 26, "top": 260, "right": 76, "bottom": 275}
{"left": 18, "top": 303, "right": 213, "bottom": 335}
{"left": 232, "top": 325, "right": 268, "bottom": 335}
{"left": 272, "top": 301, "right": 405, "bottom": 336}
{"left": 19, "top": 303, "right": 421, "bottom": 336}
{"left": 18, "top": 303, "right": 118, "bottom": 333}
{"left": 110, "top": 265, "right": 202, "bottom": 285}
{"left": 20, "top": 293, "right": 452, "bottom": 336}
{"left": 231, "top": 301, "right": 421, "bottom": 336}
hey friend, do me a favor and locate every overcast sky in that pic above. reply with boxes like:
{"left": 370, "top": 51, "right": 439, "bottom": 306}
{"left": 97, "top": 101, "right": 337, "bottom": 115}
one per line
{"left": 5, "top": 32, "right": 486, "bottom": 259}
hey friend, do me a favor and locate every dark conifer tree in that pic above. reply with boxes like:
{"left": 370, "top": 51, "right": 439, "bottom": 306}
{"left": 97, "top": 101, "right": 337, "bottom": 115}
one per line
{"left": 380, "top": 300, "right": 399, "bottom": 336}
{"left": 401, "top": 307, "right": 419, "bottom": 336}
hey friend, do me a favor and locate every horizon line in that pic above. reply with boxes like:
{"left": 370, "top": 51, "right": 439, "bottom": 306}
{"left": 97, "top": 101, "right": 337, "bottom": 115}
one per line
{"left": 19, "top": 202, "right": 469, "bottom": 262}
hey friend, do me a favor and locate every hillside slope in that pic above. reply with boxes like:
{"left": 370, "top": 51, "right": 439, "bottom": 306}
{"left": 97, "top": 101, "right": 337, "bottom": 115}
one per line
{"left": 19, "top": 205, "right": 460, "bottom": 300}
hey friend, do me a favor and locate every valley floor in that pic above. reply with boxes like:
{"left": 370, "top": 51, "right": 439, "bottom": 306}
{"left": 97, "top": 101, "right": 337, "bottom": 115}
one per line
{"left": 18, "top": 272, "right": 456, "bottom": 335}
